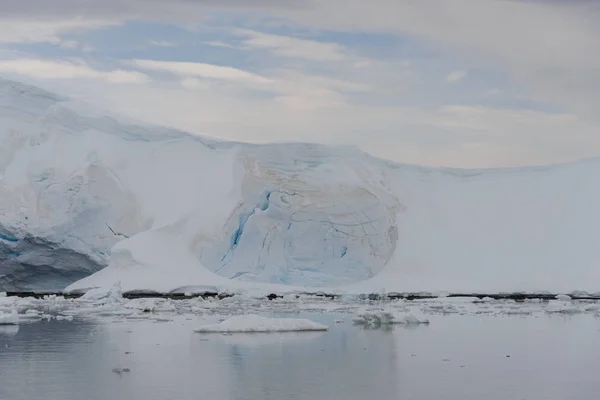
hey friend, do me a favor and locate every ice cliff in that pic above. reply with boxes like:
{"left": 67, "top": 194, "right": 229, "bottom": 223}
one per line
{"left": 1, "top": 78, "right": 599, "bottom": 294}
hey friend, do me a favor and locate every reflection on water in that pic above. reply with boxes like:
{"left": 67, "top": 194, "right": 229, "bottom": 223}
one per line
{"left": 0, "top": 313, "right": 599, "bottom": 400}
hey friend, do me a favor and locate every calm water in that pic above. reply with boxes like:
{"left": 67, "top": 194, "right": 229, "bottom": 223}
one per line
{"left": 1, "top": 313, "right": 600, "bottom": 400}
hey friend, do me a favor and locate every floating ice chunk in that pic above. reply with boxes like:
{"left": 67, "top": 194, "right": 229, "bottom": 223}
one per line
{"left": 81, "top": 282, "right": 123, "bottom": 303}
{"left": 112, "top": 367, "right": 131, "bottom": 374}
{"left": 0, "top": 293, "right": 6, "bottom": 298}
{"left": 56, "top": 315, "right": 74, "bottom": 321}
{"left": 352, "top": 311, "right": 429, "bottom": 325}
{"left": 19, "top": 309, "right": 42, "bottom": 320}
{"left": 546, "top": 300, "right": 581, "bottom": 314}
{"left": 194, "top": 314, "right": 328, "bottom": 333}
{"left": 555, "top": 294, "right": 572, "bottom": 301}
{"left": 583, "top": 303, "right": 600, "bottom": 312}
{"left": 0, "top": 310, "right": 18, "bottom": 325}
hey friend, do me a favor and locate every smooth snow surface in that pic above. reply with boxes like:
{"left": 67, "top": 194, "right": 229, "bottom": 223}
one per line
{"left": 194, "top": 314, "right": 328, "bottom": 333}
{"left": 1, "top": 78, "right": 600, "bottom": 294}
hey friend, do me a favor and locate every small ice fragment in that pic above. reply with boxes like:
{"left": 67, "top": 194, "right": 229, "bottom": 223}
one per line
{"left": 546, "top": 300, "right": 581, "bottom": 314}
{"left": 555, "top": 294, "right": 572, "bottom": 301}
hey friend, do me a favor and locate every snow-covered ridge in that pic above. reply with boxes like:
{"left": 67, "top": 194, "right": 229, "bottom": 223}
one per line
{"left": 1, "top": 78, "right": 599, "bottom": 294}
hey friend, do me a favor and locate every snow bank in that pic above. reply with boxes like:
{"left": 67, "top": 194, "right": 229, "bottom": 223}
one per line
{"left": 193, "top": 314, "right": 329, "bottom": 333}
{"left": 2, "top": 77, "right": 600, "bottom": 295}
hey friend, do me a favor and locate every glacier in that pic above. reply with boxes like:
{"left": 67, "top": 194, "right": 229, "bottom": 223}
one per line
{"left": 0, "top": 78, "right": 599, "bottom": 295}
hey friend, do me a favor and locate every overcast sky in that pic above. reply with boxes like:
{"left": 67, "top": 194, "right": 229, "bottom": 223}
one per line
{"left": 0, "top": 0, "right": 599, "bottom": 167}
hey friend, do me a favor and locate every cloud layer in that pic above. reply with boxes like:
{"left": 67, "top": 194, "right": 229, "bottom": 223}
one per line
{"left": 0, "top": 0, "right": 598, "bottom": 167}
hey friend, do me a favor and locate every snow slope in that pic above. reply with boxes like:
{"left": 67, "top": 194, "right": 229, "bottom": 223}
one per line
{"left": 1, "top": 78, "right": 599, "bottom": 294}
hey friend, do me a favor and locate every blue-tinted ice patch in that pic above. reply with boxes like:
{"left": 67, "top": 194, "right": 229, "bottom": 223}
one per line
{"left": 202, "top": 183, "right": 397, "bottom": 287}
{"left": 0, "top": 233, "right": 18, "bottom": 242}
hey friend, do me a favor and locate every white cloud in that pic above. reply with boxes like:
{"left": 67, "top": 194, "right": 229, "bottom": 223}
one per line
{"left": 446, "top": 70, "right": 466, "bottom": 83}
{"left": 59, "top": 39, "right": 79, "bottom": 49}
{"left": 1, "top": 0, "right": 599, "bottom": 167}
{"left": 203, "top": 41, "right": 236, "bottom": 49}
{"left": 130, "top": 58, "right": 371, "bottom": 109}
{"left": 234, "top": 29, "right": 348, "bottom": 62}
{"left": 0, "top": 19, "right": 117, "bottom": 44}
{"left": 264, "top": 0, "right": 600, "bottom": 119}
{"left": 132, "top": 59, "right": 272, "bottom": 84}
{"left": 180, "top": 77, "right": 211, "bottom": 90}
{"left": 0, "top": 59, "right": 149, "bottom": 84}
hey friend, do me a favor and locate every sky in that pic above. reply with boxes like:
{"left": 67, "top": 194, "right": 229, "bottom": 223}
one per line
{"left": 0, "top": 0, "right": 599, "bottom": 167}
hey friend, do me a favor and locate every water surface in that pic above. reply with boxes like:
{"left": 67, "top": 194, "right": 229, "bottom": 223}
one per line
{"left": 1, "top": 313, "right": 599, "bottom": 400}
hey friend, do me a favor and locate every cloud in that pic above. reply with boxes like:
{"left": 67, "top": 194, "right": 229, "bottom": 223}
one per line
{"left": 1, "top": 0, "right": 599, "bottom": 168}
{"left": 132, "top": 59, "right": 272, "bottom": 84}
{"left": 0, "top": 19, "right": 117, "bottom": 44}
{"left": 131, "top": 58, "right": 370, "bottom": 110}
{"left": 446, "top": 70, "right": 466, "bottom": 83}
{"left": 59, "top": 40, "right": 79, "bottom": 49}
{"left": 150, "top": 40, "right": 177, "bottom": 47}
{"left": 202, "top": 41, "right": 236, "bottom": 49}
{"left": 0, "top": 59, "right": 150, "bottom": 84}
{"left": 485, "top": 88, "right": 503, "bottom": 97}
{"left": 0, "top": 0, "right": 280, "bottom": 24}
{"left": 261, "top": 0, "right": 600, "bottom": 119}
{"left": 234, "top": 29, "right": 348, "bottom": 62}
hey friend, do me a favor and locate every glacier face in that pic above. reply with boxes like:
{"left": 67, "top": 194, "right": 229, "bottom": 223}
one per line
{"left": 1, "top": 78, "right": 600, "bottom": 294}
{"left": 198, "top": 145, "right": 399, "bottom": 286}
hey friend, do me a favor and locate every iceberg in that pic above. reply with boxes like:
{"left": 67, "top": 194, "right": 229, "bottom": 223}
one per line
{"left": 1, "top": 77, "right": 600, "bottom": 295}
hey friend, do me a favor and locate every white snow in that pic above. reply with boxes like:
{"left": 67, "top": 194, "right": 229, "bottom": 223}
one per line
{"left": 1, "top": 77, "right": 600, "bottom": 295}
{"left": 194, "top": 314, "right": 329, "bottom": 333}
{"left": 0, "top": 310, "right": 18, "bottom": 325}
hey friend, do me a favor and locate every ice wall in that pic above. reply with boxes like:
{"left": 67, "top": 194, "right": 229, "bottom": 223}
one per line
{"left": 199, "top": 145, "right": 399, "bottom": 287}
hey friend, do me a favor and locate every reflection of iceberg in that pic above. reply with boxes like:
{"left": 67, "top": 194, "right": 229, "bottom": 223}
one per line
{"left": 352, "top": 311, "right": 430, "bottom": 326}
{"left": 216, "top": 331, "right": 326, "bottom": 347}
{"left": 222, "top": 317, "right": 401, "bottom": 400}
{"left": 2, "top": 77, "right": 600, "bottom": 295}
{"left": 194, "top": 314, "right": 329, "bottom": 333}
{"left": 0, "top": 325, "right": 19, "bottom": 335}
